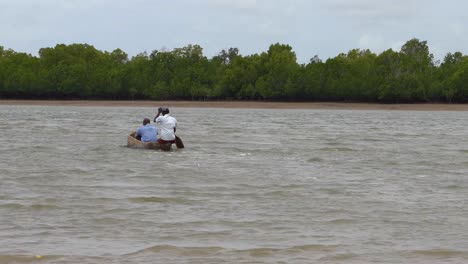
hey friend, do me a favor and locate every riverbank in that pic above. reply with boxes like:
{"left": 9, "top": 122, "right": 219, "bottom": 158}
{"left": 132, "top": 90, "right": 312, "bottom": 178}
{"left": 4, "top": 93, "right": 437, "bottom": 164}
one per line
{"left": 1, "top": 100, "right": 468, "bottom": 111}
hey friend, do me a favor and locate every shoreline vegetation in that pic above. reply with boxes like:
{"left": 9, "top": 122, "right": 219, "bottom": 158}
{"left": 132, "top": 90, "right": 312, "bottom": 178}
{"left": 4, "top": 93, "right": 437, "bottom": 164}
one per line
{"left": 2, "top": 100, "right": 468, "bottom": 111}
{"left": 1, "top": 38, "right": 468, "bottom": 103}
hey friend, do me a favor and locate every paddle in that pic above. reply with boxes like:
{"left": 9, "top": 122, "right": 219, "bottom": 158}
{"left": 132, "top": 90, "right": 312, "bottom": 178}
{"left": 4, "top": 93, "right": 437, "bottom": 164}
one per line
{"left": 175, "top": 135, "right": 184, "bottom": 148}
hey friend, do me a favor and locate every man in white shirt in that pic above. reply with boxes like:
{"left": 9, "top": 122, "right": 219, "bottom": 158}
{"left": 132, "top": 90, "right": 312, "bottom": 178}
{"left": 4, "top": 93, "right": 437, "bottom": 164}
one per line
{"left": 154, "top": 107, "right": 177, "bottom": 144}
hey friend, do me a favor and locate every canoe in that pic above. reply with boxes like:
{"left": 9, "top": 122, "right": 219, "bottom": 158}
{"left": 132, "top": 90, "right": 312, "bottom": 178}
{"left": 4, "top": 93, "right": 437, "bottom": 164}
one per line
{"left": 127, "top": 132, "right": 172, "bottom": 151}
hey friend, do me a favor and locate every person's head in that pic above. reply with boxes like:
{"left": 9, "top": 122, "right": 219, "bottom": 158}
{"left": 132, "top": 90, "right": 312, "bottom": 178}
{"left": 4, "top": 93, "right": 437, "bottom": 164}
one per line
{"left": 161, "top": 107, "right": 170, "bottom": 115}
{"left": 143, "top": 118, "right": 151, "bottom": 125}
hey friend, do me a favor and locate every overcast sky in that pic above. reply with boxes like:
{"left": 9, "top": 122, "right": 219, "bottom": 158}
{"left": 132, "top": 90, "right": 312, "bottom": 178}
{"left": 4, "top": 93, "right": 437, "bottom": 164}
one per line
{"left": 1, "top": 0, "right": 467, "bottom": 63}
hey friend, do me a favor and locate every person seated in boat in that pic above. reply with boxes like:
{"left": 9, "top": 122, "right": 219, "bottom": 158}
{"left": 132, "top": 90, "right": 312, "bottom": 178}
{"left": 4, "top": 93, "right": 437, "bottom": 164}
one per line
{"left": 136, "top": 118, "right": 158, "bottom": 142}
{"left": 153, "top": 107, "right": 177, "bottom": 144}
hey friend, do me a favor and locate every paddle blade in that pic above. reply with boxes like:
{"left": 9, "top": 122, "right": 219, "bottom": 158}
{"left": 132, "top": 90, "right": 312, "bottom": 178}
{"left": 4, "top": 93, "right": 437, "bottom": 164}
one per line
{"left": 175, "top": 136, "right": 185, "bottom": 148}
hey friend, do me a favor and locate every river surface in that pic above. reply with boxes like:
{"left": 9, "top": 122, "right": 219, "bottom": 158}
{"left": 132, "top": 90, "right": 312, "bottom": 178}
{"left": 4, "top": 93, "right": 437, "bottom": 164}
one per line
{"left": 1, "top": 105, "right": 468, "bottom": 264}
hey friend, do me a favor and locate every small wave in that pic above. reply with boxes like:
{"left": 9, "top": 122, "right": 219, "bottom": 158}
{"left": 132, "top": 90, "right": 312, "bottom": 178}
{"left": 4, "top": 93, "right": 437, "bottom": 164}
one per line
{"left": 30, "top": 204, "right": 60, "bottom": 210}
{"left": 94, "top": 217, "right": 127, "bottom": 225}
{"left": 263, "top": 190, "right": 290, "bottom": 196}
{"left": 271, "top": 184, "right": 305, "bottom": 189}
{"left": 318, "top": 188, "right": 343, "bottom": 195}
{"left": 319, "top": 147, "right": 355, "bottom": 152}
{"left": 410, "top": 248, "right": 468, "bottom": 257}
{"left": 319, "top": 253, "right": 358, "bottom": 261}
{"left": 126, "top": 245, "right": 225, "bottom": 256}
{"left": 382, "top": 219, "right": 419, "bottom": 225}
{"left": 0, "top": 203, "right": 24, "bottom": 209}
{"left": 236, "top": 183, "right": 304, "bottom": 189}
{"left": 128, "top": 196, "right": 191, "bottom": 204}
{"left": 0, "top": 255, "right": 38, "bottom": 263}
{"left": 242, "top": 248, "right": 277, "bottom": 257}
{"left": 127, "top": 244, "right": 341, "bottom": 258}
{"left": 239, "top": 244, "right": 339, "bottom": 256}
{"left": 288, "top": 244, "right": 339, "bottom": 252}
{"left": 363, "top": 138, "right": 387, "bottom": 142}
{"left": 0, "top": 254, "right": 108, "bottom": 263}
{"left": 65, "top": 168, "right": 94, "bottom": 174}
{"left": 2, "top": 202, "right": 61, "bottom": 210}
{"left": 0, "top": 255, "right": 60, "bottom": 263}
{"left": 30, "top": 145, "right": 53, "bottom": 151}
{"left": 325, "top": 218, "right": 357, "bottom": 224}
{"left": 444, "top": 184, "right": 464, "bottom": 190}
{"left": 307, "top": 157, "right": 324, "bottom": 163}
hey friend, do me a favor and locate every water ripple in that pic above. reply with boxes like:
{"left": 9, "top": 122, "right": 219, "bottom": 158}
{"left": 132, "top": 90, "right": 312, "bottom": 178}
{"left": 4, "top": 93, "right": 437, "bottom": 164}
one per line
{"left": 1, "top": 106, "right": 468, "bottom": 263}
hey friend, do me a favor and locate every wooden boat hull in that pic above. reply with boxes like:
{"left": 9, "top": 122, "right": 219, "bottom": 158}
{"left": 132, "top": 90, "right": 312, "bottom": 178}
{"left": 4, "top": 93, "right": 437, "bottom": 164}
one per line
{"left": 127, "top": 132, "right": 172, "bottom": 151}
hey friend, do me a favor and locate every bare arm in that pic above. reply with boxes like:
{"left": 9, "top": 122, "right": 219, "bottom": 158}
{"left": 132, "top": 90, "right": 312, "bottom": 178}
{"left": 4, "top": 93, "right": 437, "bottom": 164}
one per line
{"left": 153, "top": 107, "right": 162, "bottom": 122}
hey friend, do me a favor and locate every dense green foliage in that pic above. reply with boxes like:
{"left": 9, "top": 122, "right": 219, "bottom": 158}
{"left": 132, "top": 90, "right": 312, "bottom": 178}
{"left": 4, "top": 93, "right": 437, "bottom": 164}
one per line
{"left": 1, "top": 39, "right": 468, "bottom": 102}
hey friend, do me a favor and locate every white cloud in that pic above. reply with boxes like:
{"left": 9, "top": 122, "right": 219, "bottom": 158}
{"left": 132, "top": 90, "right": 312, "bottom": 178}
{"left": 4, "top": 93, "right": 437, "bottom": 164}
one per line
{"left": 206, "top": 0, "right": 259, "bottom": 11}
{"left": 449, "top": 23, "right": 465, "bottom": 38}
{"left": 357, "top": 34, "right": 385, "bottom": 52}
{"left": 324, "top": 0, "right": 419, "bottom": 17}
{"left": 391, "top": 41, "right": 405, "bottom": 52}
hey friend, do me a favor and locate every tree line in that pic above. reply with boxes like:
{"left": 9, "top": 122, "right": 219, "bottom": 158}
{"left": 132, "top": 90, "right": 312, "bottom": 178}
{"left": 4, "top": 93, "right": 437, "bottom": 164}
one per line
{"left": 1, "top": 38, "right": 467, "bottom": 103}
